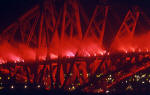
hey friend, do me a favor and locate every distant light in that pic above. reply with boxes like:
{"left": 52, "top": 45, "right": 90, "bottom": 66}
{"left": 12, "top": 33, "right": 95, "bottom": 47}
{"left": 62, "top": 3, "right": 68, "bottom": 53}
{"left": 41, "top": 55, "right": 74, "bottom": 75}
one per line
{"left": 11, "top": 85, "right": 14, "bottom": 89}
{"left": 50, "top": 53, "right": 58, "bottom": 59}
{"left": 146, "top": 78, "right": 149, "bottom": 81}
{"left": 65, "top": 51, "right": 75, "bottom": 57}
{"left": 107, "top": 52, "right": 110, "bottom": 55}
{"left": 106, "top": 90, "right": 110, "bottom": 94}
{"left": 132, "top": 49, "right": 135, "bottom": 52}
{"left": 70, "top": 73, "right": 72, "bottom": 76}
{"left": 72, "top": 86, "right": 75, "bottom": 90}
{"left": 142, "top": 81, "right": 145, "bottom": 84}
{"left": 98, "top": 88, "right": 103, "bottom": 93}
{"left": 100, "top": 52, "right": 104, "bottom": 55}
{"left": 24, "top": 85, "right": 27, "bottom": 88}
{"left": 0, "top": 77, "right": 2, "bottom": 80}
{"left": 39, "top": 56, "right": 46, "bottom": 61}
{"left": 37, "top": 85, "right": 40, "bottom": 88}
{"left": 141, "top": 74, "right": 146, "bottom": 78}
{"left": 146, "top": 49, "right": 149, "bottom": 52}
{"left": 96, "top": 74, "right": 101, "bottom": 78}
{"left": 0, "top": 86, "right": 4, "bottom": 90}
{"left": 22, "top": 60, "right": 24, "bottom": 62}
{"left": 8, "top": 77, "right": 10, "bottom": 80}
{"left": 87, "top": 73, "right": 90, "bottom": 77}
{"left": 25, "top": 80, "right": 27, "bottom": 82}
{"left": 138, "top": 49, "right": 141, "bottom": 52}
{"left": 108, "top": 78, "right": 112, "bottom": 81}
{"left": 126, "top": 85, "right": 133, "bottom": 90}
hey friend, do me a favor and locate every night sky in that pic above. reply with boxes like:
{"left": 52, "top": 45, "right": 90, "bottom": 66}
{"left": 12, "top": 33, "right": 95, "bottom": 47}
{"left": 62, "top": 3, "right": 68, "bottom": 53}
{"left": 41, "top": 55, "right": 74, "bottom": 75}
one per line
{"left": 0, "top": 0, "right": 149, "bottom": 29}
{"left": 0, "top": 0, "right": 39, "bottom": 30}
{"left": 0, "top": 0, "right": 150, "bottom": 46}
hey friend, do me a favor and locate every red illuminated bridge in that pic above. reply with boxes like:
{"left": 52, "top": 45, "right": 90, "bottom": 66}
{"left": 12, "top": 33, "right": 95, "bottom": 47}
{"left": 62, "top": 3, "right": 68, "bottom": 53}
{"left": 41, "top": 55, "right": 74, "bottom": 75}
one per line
{"left": 0, "top": 0, "right": 150, "bottom": 93}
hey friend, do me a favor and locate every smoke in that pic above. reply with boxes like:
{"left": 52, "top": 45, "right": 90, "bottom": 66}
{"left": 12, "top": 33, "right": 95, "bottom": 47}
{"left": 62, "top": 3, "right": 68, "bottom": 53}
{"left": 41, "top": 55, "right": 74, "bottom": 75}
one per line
{"left": 0, "top": 33, "right": 105, "bottom": 63}
{"left": 1, "top": 30, "right": 150, "bottom": 63}
{"left": 0, "top": 40, "right": 35, "bottom": 63}
{"left": 111, "top": 31, "right": 150, "bottom": 52}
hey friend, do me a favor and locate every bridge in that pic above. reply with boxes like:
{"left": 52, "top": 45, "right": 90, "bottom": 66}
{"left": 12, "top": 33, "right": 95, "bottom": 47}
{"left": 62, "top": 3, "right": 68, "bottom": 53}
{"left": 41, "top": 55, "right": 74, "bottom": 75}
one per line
{"left": 0, "top": 0, "right": 150, "bottom": 94}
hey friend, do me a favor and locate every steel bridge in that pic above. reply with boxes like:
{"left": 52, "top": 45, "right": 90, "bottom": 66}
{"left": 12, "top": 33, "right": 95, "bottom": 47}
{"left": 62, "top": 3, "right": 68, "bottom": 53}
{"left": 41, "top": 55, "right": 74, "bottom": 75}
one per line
{"left": 0, "top": 0, "right": 150, "bottom": 93}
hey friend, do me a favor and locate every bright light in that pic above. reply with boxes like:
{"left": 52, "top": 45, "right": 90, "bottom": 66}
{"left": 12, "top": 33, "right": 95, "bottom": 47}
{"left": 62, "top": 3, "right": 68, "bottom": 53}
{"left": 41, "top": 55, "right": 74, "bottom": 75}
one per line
{"left": 37, "top": 85, "right": 40, "bottom": 88}
{"left": 87, "top": 73, "right": 90, "bottom": 77}
{"left": 72, "top": 86, "right": 75, "bottom": 90}
{"left": 97, "top": 50, "right": 104, "bottom": 56}
{"left": 103, "top": 50, "right": 107, "bottom": 54}
{"left": 138, "top": 49, "right": 141, "bottom": 52}
{"left": 108, "top": 78, "right": 112, "bottom": 81}
{"left": 107, "top": 52, "right": 110, "bottom": 55}
{"left": 70, "top": 73, "right": 72, "bottom": 76}
{"left": 141, "top": 74, "right": 146, "bottom": 78}
{"left": 96, "top": 74, "right": 101, "bottom": 78}
{"left": 50, "top": 53, "right": 58, "bottom": 59}
{"left": 131, "top": 48, "right": 135, "bottom": 52}
{"left": 142, "top": 81, "right": 145, "bottom": 84}
{"left": 65, "top": 51, "right": 75, "bottom": 57}
{"left": 12, "top": 56, "right": 24, "bottom": 63}
{"left": 11, "top": 85, "right": 14, "bottom": 89}
{"left": 146, "top": 48, "right": 149, "bottom": 52}
{"left": 77, "top": 83, "right": 80, "bottom": 86}
{"left": 100, "top": 52, "right": 104, "bottom": 55}
{"left": 106, "top": 90, "right": 110, "bottom": 94}
{"left": 24, "top": 85, "right": 27, "bottom": 88}
{"left": 39, "top": 56, "right": 46, "bottom": 61}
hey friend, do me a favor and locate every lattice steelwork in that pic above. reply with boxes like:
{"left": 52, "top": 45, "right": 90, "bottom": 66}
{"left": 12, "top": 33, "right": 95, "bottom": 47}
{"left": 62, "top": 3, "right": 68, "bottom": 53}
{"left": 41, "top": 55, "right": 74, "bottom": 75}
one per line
{"left": 1, "top": 0, "right": 150, "bottom": 93}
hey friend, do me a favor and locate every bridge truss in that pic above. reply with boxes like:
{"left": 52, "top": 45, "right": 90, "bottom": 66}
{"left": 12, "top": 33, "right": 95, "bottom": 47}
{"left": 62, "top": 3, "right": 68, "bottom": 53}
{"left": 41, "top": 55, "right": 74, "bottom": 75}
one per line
{"left": 1, "top": 0, "right": 150, "bottom": 93}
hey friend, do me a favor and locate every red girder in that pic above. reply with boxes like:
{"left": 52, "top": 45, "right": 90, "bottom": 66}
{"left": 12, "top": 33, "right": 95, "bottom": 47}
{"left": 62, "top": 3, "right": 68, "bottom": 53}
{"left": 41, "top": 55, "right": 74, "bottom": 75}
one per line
{"left": 111, "top": 7, "right": 140, "bottom": 51}
{"left": 1, "top": 0, "right": 150, "bottom": 94}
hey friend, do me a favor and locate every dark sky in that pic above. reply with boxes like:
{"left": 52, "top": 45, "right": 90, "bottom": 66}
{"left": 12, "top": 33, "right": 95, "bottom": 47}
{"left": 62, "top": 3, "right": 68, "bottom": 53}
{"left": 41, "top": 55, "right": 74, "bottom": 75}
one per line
{"left": 0, "top": 0, "right": 149, "bottom": 29}
{"left": 0, "top": 0, "right": 150, "bottom": 47}
{"left": 0, "top": 0, "right": 40, "bottom": 30}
